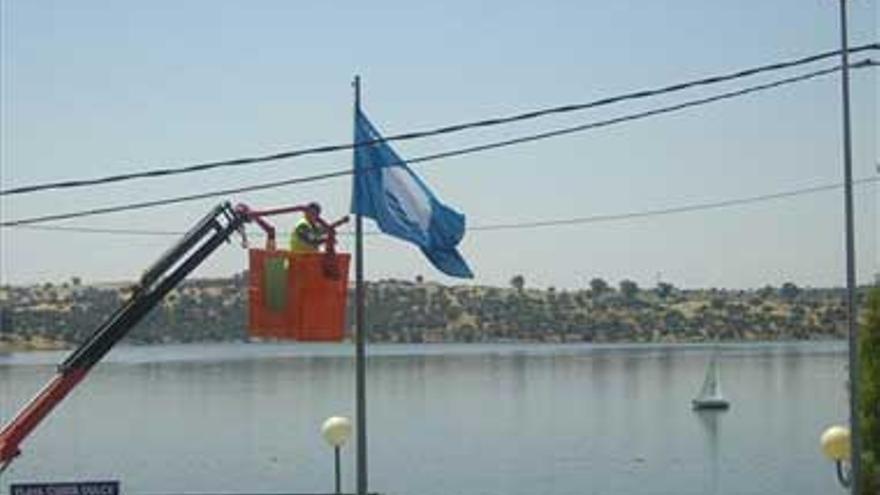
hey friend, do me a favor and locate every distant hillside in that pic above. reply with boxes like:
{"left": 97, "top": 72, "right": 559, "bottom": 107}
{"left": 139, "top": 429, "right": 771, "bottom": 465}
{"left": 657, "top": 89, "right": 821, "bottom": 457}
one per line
{"left": 0, "top": 274, "right": 869, "bottom": 350}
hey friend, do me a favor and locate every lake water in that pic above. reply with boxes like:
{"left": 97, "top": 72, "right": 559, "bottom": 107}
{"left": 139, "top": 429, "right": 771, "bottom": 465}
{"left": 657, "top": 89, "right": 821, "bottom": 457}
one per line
{"left": 1, "top": 342, "right": 849, "bottom": 495}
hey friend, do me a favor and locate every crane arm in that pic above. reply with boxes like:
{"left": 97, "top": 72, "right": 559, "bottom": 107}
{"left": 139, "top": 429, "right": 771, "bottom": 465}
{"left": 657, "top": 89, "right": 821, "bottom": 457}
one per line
{"left": 0, "top": 202, "right": 249, "bottom": 469}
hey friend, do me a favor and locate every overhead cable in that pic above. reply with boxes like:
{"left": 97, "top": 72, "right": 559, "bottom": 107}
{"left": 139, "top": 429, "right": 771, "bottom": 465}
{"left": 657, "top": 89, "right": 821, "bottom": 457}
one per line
{"left": 1, "top": 43, "right": 877, "bottom": 197}
{"left": 468, "top": 177, "right": 879, "bottom": 231}
{"left": 9, "top": 177, "right": 878, "bottom": 236}
{"left": 407, "top": 61, "right": 876, "bottom": 166}
{"left": 1, "top": 59, "right": 874, "bottom": 228}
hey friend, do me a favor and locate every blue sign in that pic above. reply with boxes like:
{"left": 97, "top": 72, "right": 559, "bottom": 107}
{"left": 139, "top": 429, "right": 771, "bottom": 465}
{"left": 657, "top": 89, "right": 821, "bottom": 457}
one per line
{"left": 10, "top": 481, "right": 119, "bottom": 495}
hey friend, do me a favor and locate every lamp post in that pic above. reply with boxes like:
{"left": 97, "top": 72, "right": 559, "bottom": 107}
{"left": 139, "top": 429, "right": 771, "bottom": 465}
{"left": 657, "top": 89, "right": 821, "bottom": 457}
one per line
{"left": 321, "top": 416, "right": 353, "bottom": 495}
{"left": 820, "top": 425, "right": 852, "bottom": 489}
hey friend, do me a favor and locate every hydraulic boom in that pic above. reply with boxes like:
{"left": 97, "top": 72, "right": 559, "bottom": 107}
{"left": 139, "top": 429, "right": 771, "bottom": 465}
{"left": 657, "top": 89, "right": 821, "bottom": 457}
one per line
{"left": 0, "top": 202, "right": 249, "bottom": 471}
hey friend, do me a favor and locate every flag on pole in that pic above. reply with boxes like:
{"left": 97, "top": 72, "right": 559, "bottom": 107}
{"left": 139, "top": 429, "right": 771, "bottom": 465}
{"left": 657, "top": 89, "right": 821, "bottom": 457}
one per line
{"left": 351, "top": 110, "right": 473, "bottom": 278}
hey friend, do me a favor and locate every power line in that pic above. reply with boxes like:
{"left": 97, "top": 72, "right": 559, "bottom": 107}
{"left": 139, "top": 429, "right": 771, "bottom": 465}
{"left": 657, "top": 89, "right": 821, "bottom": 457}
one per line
{"left": 1, "top": 59, "right": 874, "bottom": 228}
{"left": 0, "top": 168, "right": 352, "bottom": 227}
{"left": 1, "top": 43, "right": 876, "bottom": 197}
{"left": 407, "top": 60, "right": 876, "bottom": 166}
{"left": 8, "top": 177, "right": 878, "bottom": 236}
{"left": 468, "top": 177, "right": 879, "bottom": 231}
{"left": 6, "top": 225, "right": 184, "bottom": 236}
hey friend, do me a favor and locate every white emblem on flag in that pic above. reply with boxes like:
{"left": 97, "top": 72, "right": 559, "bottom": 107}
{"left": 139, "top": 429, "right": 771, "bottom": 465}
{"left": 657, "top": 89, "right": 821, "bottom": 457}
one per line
{"left": 382, "top": 166, "right": 432, "bottom": 233}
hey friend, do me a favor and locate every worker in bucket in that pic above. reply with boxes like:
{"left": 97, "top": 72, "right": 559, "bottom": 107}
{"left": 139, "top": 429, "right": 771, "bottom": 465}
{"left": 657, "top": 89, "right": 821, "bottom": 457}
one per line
{"left": 289, "top": 202, "right": 327, "bottom": 254}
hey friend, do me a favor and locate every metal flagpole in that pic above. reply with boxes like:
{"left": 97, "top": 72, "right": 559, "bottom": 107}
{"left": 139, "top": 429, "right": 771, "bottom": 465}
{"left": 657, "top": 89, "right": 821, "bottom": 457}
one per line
{"left": 837, "top": 1, "right": 861, "bottom": 493}
{"left": 352, "top": 75, "right": 369, "bottom": 495}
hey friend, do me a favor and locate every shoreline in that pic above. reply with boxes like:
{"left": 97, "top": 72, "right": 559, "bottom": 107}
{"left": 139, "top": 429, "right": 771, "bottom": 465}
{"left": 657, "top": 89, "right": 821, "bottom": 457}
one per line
{"left": 0, "top": 336, "right": 845, "bottom": 355}
{"left": 0, "top": 337, "right": 70, "bottom": 353}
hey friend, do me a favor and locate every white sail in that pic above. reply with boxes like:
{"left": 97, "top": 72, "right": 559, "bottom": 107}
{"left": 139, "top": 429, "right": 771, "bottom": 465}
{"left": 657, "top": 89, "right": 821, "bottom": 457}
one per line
{"left": 693, "top": 348, "right": 729, "bottom": 410}
{"left": 697, "top": 354, "right": 722, "bottom": 399}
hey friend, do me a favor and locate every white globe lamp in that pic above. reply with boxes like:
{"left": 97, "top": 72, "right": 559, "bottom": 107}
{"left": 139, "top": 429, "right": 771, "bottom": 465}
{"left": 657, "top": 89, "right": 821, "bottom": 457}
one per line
{"left": 322, "top": 416, "right": 352, "bottom": 494}
{"left": 820, "top": 425, "right": 852, "bottom": 488}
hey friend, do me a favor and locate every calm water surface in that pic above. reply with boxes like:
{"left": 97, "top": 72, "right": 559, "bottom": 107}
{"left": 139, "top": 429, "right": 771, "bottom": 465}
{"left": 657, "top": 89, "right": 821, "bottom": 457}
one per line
{"left": 0, "top": 342, "right": 847, "bottom": 494}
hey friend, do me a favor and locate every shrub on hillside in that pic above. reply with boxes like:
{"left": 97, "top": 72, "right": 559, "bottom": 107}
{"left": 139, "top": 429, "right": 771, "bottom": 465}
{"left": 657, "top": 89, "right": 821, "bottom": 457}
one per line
{"left": 860, "top": 288, "right": 880, "bottom": 494}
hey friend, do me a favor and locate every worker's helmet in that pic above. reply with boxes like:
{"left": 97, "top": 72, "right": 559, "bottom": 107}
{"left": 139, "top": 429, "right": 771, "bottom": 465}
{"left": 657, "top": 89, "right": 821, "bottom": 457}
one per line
{"left": 306, "top": 202, "right": 321, "bottom": 216}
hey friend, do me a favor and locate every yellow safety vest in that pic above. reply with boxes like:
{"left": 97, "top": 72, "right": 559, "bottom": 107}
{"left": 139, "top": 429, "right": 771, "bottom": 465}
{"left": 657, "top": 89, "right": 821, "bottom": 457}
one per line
{"left": 289, "top": 217, "right": 322, "bottom": 253}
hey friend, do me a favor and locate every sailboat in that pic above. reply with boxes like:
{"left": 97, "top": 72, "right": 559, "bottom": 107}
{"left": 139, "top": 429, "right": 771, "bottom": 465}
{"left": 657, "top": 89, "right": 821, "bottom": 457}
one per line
{"left": 692, "top": 348, "right": 730, "bottom": 410}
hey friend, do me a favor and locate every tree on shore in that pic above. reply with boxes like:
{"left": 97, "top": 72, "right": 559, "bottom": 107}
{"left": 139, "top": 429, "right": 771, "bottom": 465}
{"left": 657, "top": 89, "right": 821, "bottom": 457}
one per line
{"left": 510, "top": 275, "right": 525, "bottom": 293}
{"left": 0, "top": 307, "right": 12, "bottom": 334}
{"left": 589, "top": 278, "right": 609, "bottom": 297}
{"left": 619, "top": 279, "right": 639, "bottom": 300}
{"left": 780, "top": 282, "right": 800, "bottom": 301}
{"left": 656, "top": 282, "right": 674, "bottom": 300}
{"left": 758, "top": 285, "right": 775, "bottom": 299}
{"left": 859, "top": 288, "right": 880, "bottom": 494}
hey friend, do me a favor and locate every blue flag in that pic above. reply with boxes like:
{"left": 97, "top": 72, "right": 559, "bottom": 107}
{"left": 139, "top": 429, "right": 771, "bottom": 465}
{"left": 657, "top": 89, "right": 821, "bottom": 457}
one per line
{"left": 351, "top": 110, "right": 473, "bottom": 278}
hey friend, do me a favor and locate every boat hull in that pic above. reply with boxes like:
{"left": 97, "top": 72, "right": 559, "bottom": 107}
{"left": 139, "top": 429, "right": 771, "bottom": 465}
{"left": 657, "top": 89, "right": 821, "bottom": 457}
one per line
{"left": 692, "top": 399, "right": 730, "bottom": 410}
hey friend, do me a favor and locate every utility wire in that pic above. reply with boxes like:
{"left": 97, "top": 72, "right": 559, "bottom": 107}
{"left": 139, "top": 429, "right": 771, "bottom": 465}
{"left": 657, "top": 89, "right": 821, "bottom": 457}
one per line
{"left": 9, "top": 177, "right": 878, "bottom": 236}
{"left": 469, "top": 177, "right": 879, "bottom": 231}
{"left": 1, "top": 59, "right": 874, "bottom": 228}
{"left": 407, "top": 60, "right": 876, "bottom": 166}
{"left": 1, "top": 43, "right": 877, "bottom": 197}
{"left": 0, "top": 168, "right": 351, "bottom": 227}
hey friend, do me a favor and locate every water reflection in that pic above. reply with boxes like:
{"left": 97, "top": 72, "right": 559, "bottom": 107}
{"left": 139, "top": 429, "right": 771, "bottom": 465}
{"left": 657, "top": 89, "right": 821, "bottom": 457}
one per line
{"left": 696, "top": 410, "right": 724, "bottom": 495}
{"left": 656, "top": 346, "right": 675, "bottom": 390}
{"left": 510, "top": 351, "right": 528, "bottom": 394}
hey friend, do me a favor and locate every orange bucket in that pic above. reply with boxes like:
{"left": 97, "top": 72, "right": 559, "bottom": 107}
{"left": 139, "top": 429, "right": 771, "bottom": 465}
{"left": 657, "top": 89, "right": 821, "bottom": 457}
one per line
{"left": 248, "top": 249, "right": 350, "bottom": 341}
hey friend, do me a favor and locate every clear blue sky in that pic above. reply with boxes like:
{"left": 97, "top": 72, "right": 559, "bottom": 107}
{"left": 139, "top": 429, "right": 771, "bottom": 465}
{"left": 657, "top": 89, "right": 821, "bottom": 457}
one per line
{"left": 1, "top": 0, "right": 877, "bottom": 290}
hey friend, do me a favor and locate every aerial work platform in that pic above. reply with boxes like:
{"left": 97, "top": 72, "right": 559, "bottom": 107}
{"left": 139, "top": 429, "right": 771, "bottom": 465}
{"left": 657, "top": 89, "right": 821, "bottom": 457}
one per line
{"left": 239, "top": 202, "right": 350, "bottom": 342}
{"left": 248, "top": 249, "right": 350, "bottom": 342}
